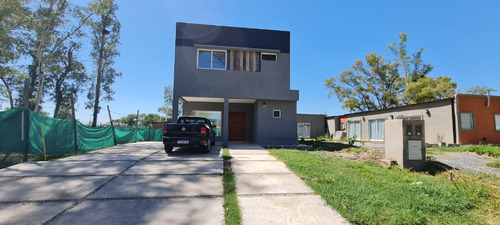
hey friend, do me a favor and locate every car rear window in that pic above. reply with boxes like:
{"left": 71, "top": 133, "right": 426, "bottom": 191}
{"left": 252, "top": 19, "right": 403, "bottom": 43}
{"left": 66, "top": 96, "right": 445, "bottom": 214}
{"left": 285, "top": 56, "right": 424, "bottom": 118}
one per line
{"left": 178, "top": 118, "right": 205, "bottom": 124}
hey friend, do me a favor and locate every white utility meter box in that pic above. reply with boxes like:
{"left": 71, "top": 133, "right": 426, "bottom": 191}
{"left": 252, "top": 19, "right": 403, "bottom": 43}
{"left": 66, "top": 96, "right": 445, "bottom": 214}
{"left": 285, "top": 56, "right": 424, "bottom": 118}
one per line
{"left": 385, "top": 119, "right": 426, "bottom": 171}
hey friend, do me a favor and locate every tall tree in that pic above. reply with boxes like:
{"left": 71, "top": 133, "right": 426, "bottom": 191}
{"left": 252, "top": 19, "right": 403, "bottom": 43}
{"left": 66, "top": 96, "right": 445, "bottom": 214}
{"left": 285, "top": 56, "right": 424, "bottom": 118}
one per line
{"left": 325, "top": 53, "right": 401, "bottom": 112}
{"left": 404, "top": 76, "right": 456, "bottom": 104}
{"left": 0, "top": 0, "right": 29, "bottom": 109}
{"left": 139, "top": 113, "right": 165, "bottom": 127}
{"left": 86, "top": 0, "right": 121, "bottom": 127}
{"left": 28, "top": 0, "right": 92, "bottom": 112}
{"left": 158, "top": 85, "right": 173, "bottom": 119}
{"left": 116, "top": 114, "right": 136, "bottom": 127}
{"left": 45, "top": 41, "right": 87, "bottom": 118}
{"left": 462, "top": 86, "right": 497, "bottom": 95}
{"left": 325, "top": 33, "right": 456, "bottom": 112}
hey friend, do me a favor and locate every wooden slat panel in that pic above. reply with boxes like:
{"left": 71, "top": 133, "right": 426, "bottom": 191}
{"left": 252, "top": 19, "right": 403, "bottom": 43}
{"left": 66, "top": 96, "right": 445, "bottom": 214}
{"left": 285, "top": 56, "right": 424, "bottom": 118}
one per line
{"left": 245, "top": 51, "right": 250, "bottom": 71}
{"left": 229, "top": 50, "right": 234, "bottom": 71}
{"left": 238, "top": 51, "right": 243, "bottom": 71}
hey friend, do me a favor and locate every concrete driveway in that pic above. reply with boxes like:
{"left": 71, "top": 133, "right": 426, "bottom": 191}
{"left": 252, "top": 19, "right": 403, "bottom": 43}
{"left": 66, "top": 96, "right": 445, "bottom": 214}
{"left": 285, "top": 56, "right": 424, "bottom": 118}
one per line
{"left": 0, "top": 142, "right": 224, "bottom": 225}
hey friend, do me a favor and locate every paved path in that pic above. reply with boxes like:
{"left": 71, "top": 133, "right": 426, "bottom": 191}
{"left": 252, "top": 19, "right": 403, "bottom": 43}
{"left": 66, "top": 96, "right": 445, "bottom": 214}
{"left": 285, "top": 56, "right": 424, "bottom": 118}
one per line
{"left": 229, "top": 143, "right": 349, "bottom": 225}
{"left": 0, "top": 142, "right": 224, "bottom": 225}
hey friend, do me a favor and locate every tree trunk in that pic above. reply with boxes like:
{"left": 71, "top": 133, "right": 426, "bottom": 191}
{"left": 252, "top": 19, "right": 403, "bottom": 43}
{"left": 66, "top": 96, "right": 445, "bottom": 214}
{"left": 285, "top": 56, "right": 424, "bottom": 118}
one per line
{"left": 53, "top": 90, "right": 62, "bottom": 118}
{"left": 92, "top": 26, "right": 106, "bottom": 127}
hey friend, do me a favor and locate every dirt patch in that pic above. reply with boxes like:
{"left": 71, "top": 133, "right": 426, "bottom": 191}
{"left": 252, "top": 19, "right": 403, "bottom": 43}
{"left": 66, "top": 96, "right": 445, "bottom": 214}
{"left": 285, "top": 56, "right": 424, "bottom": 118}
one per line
{"left": 319, "top": 149, "right": 384, "bottom": 164}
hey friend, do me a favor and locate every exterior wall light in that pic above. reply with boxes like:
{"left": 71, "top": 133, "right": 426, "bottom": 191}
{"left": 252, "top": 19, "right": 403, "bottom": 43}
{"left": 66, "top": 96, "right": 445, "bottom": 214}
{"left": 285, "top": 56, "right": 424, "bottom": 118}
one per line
{"left": 262, "top": 102, "right": 266, "bottom": 108}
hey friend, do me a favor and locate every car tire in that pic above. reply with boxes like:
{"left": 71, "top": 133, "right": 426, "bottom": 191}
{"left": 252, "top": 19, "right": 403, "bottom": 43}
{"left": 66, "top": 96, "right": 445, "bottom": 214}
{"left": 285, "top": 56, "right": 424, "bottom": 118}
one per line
{"left": 164, "top": 145, "right": 173, "bottom": 154}
{"left": 202, "top": 140, "right": 210, "bottom": 153}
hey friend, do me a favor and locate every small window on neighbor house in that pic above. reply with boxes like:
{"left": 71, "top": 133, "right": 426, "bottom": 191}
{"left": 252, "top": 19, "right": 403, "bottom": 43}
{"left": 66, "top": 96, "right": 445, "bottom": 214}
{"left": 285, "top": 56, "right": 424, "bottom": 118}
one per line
{"left": 261, "top": 53, "right": 277, "bottom": 61}
{"left": 460, "top": 112, "right": 474, "bottom": 130}
{"left": 340, "top": 122, "right": 345, "bottom": 130}
{"left": 197, "top": 49, "right": 226, "bottom": 70}
{"left": 273, "top": 110, "right": 281, "bottom": 118}
{"left": 495, "top": 114, "right": 500, "bottom": 132}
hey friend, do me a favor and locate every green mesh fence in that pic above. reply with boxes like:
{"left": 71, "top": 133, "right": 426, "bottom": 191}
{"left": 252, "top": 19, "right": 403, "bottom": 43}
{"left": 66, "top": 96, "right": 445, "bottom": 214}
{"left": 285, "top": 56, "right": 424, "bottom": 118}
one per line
{"left": 77, "top": 124, "right": 115, "bottom": 151}
{"left": 0, "top": 108, "right": 28, "bottom": 154}
{"left": 0, "top": 109, "right": 163, "bottom": 156}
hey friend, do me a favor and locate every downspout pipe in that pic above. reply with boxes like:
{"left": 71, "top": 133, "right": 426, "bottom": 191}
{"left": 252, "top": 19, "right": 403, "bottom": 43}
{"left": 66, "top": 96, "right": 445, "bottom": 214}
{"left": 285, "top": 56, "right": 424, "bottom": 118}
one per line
{"left": 487, "top": 90, "right": 491, "bottom": 107}
{"left": 451, "top": 98, "right": 457, "bottom": 144}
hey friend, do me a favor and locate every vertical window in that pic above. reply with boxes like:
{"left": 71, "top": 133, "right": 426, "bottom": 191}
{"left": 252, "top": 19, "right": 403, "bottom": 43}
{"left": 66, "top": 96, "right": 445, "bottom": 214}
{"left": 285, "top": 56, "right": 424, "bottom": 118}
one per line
{"left": 340, "top": 122, "right": 345, "bottom": 130}
{"left": 197, "top": 49, "right": 226, "bottom": 70}
{"left": 369, "top": 119, "right": 385, "bottom": 141}
{"left": 460, "top": 112, "right": 474, "bottom": 130}
{"left": 495, "top": 114, "right": 500, "bottom": 132}
{"left": 273, "top": 110, "right": 281, "bottom": 118}
{"left": 297, "top": 123, "right": 311, "bottom": 139}
{"left": 347, "top": 121, "right": 361, "bottom": 140}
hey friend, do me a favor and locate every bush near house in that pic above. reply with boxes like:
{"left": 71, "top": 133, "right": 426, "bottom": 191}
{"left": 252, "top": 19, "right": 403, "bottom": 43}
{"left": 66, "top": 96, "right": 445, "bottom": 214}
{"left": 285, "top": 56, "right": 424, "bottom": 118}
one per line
{"left": 465, "top": 145, "right": 500, "bottom": 157}
{"left": 269, "top": 149, "right": 500, "bottom": 225}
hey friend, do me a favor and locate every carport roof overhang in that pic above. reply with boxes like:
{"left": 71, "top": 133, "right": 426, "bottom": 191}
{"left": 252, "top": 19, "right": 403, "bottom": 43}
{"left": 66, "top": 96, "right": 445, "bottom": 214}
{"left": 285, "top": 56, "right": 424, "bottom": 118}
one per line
{"left": 180, "top": 97, "right": 256, "bottom": 104}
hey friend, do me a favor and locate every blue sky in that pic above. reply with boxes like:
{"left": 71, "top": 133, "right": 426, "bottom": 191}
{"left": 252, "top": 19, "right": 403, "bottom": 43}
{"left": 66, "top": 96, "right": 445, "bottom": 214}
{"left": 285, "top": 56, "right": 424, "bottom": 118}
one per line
{"left": 56, "top": 0, "right": 500, "bottom": 123}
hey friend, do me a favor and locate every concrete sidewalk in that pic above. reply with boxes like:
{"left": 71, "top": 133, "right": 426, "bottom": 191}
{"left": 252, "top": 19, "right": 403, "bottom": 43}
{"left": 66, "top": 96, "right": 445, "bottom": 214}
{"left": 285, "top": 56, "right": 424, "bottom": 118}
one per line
{"left": 0, "top": 142, "right": 224, "bottom": 225}
{"left": 229, "top": 143, "right": 349, "bottom": 225}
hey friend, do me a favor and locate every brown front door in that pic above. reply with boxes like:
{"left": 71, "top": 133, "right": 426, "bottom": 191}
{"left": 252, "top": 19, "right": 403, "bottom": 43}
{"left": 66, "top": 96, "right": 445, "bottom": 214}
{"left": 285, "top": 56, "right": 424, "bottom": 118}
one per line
{"left": 229, "top": 112, "right": 246, "bottom": 141}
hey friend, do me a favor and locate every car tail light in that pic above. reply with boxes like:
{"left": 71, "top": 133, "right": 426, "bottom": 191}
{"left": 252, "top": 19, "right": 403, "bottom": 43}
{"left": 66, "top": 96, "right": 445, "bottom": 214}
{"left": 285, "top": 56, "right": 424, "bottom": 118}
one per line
{"left": 163, "top": 126, "right": 167, "bottom": 135}
{"left": 200, "top": 127, "right": 207, "bottom": 136}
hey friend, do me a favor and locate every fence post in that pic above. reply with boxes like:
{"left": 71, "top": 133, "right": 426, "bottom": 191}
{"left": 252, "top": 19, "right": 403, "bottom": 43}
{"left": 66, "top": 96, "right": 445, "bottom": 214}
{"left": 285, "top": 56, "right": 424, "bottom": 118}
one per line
{"left": 41, "top": 125, "right": 46, "bottom": 161}
{"left": 22, "top": 109, "right": 29, "bottom": 162}
{"left": 71, "top": 94, "right": 79, "bottom": 152}
{"left": 135, "top": 110, "right": 139, "bottom": 143}
{"left": 107, "top": 105, "right": 117, "bottom": 145}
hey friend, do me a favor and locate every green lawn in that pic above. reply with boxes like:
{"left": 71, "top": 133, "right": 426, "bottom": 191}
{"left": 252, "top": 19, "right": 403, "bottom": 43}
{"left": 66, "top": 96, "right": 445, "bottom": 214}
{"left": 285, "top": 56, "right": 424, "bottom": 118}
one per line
{"left": 269, "top": 149, "right": 500, "bottom": 225}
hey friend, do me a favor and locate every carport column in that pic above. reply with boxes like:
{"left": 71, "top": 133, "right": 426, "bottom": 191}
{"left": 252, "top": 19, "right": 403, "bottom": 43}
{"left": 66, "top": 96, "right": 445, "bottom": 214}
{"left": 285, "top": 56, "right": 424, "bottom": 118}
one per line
{"left": 172, "top": 94, "right": 179, "bottom": 122}
{"left": 223, "top": 97, "right": 229, "bottom": 147}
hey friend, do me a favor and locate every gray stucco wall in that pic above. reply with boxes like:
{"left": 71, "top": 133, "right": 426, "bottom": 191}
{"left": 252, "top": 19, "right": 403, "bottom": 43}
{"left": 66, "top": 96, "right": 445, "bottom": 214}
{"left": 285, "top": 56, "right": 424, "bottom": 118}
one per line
{"left": 346, "top": 99, "right": 455, "bottom": 144}
{"left": 172, "top": 23, "right": 299, "bottom": 146}
{"left": 173, "top": 46, "right": 298, "bottom": 101}
{"left": 255, "top": 100, "right": 298, "bottom": 145}
{"left": 297, "top": 114, "right": 326, "bottom": 138}
{"left": 326, "top": 116, "right": 341, "bottom": 134}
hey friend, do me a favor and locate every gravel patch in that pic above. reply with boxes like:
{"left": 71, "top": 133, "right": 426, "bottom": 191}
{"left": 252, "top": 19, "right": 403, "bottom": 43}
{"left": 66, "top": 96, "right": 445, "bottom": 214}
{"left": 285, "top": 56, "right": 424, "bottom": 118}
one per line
{"left": 430, "top": 152, "right": 500, "bottom": 177}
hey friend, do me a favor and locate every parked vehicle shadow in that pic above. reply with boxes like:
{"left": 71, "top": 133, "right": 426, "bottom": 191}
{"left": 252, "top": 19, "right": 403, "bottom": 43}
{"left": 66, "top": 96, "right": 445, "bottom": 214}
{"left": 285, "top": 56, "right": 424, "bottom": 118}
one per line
{"left": 166, "top": 145, "right": 222, "bottom": 156}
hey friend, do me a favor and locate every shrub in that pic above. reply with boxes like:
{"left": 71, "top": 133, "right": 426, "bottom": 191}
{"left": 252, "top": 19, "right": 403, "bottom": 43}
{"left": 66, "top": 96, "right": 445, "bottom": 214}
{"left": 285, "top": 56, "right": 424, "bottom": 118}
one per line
{"left": 465, "top": 145, "right": 500, "bottom": 157}
{"left": 348, "top": 136, "right": 357, "bottom": 146}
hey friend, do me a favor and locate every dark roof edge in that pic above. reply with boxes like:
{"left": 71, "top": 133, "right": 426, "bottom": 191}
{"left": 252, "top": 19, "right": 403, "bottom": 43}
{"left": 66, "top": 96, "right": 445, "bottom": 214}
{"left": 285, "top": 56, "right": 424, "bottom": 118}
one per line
{"left": 341, "top": 98, "right": 455, "bottom": 117}
{"left": 297, "top": 113, "right": 327, "bottom": 116}
{"left": 456, "top": 93, "right": 500, "bottom": 98}
{"left": 176, "top": 22, "right": 289, "bottom": 33}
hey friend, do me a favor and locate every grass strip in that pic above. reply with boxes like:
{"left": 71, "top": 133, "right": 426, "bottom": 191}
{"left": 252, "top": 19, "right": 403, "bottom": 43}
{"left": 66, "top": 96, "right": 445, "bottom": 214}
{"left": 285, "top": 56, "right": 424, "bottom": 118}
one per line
{"left": 0, "top": 152, "right": 86, "bottom": 169}
{"left": 222, "top": 148, "right": 242, "bottom": 225}
{"left": 269, "top": 149, "right": 500, "bottom": 225}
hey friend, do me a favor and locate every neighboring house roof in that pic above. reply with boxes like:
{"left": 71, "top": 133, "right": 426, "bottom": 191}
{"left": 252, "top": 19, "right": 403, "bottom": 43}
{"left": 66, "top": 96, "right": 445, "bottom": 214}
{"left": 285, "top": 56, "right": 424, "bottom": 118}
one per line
{"left": 175, "top": 22, "right": 290, "bottom": 53}
{"left": 341, "top": 98, "right": 455, "bottom": 118}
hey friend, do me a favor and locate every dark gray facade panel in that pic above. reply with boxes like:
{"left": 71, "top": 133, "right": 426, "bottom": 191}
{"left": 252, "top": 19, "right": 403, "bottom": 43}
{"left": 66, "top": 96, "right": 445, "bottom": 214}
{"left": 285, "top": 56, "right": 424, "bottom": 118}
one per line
{"left": 255, "top": 100, "right": 298, "bottom": 145}
{"left": 297, "top": 114, "right": 327, "bottom": 138}
{"left": 176, "top": 22, "right": 290, "bottom": 53}
{"left": 173, "top": 47, "right": 297, "bottom": 101}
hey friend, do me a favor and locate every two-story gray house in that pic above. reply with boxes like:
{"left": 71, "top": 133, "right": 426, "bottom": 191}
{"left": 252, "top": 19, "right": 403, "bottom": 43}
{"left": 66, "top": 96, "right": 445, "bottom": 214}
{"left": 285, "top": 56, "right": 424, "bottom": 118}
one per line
{"left": 172, "top": 22, "right": 299, "bottom": 147}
